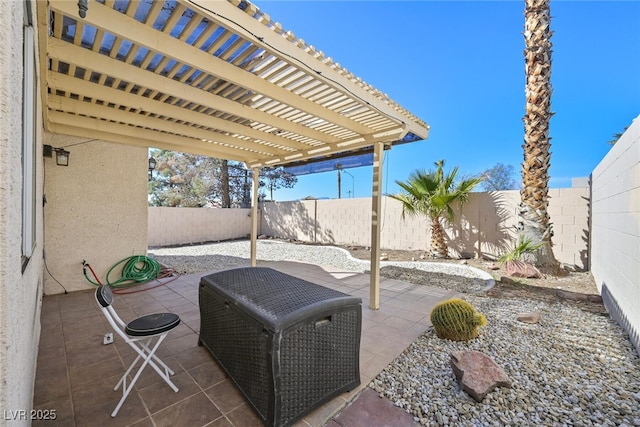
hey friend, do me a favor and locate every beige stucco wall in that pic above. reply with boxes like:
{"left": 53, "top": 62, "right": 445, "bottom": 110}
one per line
{"left": 43, "top": 135, "right": 148, "bottom": 294}
{"left": 591, "top": 115, "right": 640, "bottom": 355}
{"left": 0, "top": 0, "right": 45, "bottom": 419}
{"left": 148, "top": 207, "right": 253, "bottom": 247}
{"left": 259, "top": 190, "right": 589, "bottom": 268}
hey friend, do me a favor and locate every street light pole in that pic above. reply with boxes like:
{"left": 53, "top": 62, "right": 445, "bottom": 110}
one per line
{"left": 342, "top": 169, "right": 354, "bottom": 198}
{"left": 335, "top": 163, "right": 355, "bottom": 198}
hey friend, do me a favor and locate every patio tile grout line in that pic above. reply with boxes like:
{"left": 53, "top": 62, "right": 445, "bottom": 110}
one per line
{"left": 37, "top": 264, "right": 453, "bottom": 427}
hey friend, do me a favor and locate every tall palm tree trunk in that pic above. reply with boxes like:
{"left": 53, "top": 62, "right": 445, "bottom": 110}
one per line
{"left": 520, "top": 0, "right": 561, "bottom": 274}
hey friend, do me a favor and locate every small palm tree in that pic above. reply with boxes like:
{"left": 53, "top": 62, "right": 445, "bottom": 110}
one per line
{"left": 390, "top": 160, "right": 483, "bottom": 258}
{"left": 498, "top": 236, "right": 543, "bottom": 264}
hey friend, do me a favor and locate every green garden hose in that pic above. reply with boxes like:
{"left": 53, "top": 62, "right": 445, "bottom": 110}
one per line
{"left": 83, "top": 255, "right": 162, "bottom": 289}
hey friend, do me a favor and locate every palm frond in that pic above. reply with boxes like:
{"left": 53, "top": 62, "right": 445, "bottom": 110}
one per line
{"left": 498, "top": 236, "right": 544, "bottom": 263}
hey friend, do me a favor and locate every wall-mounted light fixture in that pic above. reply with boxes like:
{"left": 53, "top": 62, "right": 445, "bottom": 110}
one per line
{"left": 43, "top": 145, "right": 70, "bottom": 166}
{"left": 148, "top": 157, "right": 156, "bottom": 178}
{"left": 54, "top": 148, "right": 70, "bottom": 166}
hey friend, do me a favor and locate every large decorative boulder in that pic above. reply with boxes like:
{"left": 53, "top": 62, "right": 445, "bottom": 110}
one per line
{"left": 505, "top": 260, "right": 541, "bottom": 278}
{"left": 450, "top": 350, "right": 512, "bottom": 402}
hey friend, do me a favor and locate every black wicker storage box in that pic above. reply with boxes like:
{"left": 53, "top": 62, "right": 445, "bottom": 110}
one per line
{"left": 198, "top": 267, "right": 361, "bottom": 427}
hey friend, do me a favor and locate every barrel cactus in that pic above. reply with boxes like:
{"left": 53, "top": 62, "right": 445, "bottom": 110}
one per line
{"left": 430, "top": 298, "right": 486, "bottom": 341}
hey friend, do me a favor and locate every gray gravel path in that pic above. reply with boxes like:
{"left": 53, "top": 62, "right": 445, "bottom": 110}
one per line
{"left": 149, "top": 239, "right": 492, "bottom": 281}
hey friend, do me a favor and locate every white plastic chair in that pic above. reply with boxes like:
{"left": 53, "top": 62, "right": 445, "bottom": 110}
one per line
{"left": 95, "top": 285, "right": 180, "bottom": 417}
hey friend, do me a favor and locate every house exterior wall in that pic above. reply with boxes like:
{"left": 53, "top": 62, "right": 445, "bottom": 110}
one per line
{"left": 591, "top": 115, "right": 640, "bottom": 355}
{"left": 0, "top": 0, "right": 45, "bottom": 419}
{"left": 43, "top": 135, "right": 148, "bottom": 295}
{"left": 148, "top": 207, "right": 253, "bottom": 247}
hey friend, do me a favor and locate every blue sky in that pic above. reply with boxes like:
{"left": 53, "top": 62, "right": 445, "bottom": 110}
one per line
{"left": 251, "top": 1, "right": 640, "bottom": 201}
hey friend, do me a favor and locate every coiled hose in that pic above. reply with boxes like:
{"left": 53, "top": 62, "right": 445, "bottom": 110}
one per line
{"left": 83, "top": 255, "right": 178, "bottom": 293}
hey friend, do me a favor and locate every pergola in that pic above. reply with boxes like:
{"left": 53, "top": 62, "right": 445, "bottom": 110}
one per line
{"left": 37, "top": 0, "right": 429, "bottom": 309}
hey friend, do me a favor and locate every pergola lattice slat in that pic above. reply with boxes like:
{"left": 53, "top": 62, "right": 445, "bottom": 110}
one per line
{"left": 40, "top": 0, "right": 427, "bottom": 168}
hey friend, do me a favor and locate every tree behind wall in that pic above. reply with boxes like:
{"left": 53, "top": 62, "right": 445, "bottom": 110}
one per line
{"left": 608, "top": 126, "right": 629, "bottom": 145}
{"left": 481, "top": 163, "right": 519, "bottom": 191}
{"left": 148, "top": 150, "right": 298, "bottom": 206}
{"left": 519, "top": 0, "right": 561, "bottom": 273}
{"left": 259, "top": 166, "right": 298, "bottom": 201}
{"left": 148, "top": 150, "right": 247, "bottom": 207}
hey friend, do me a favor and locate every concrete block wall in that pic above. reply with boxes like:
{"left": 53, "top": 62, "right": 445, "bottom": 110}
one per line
{"left": 317, "top": 199, "right": 372, "bottom": 245}
{"left": 548, "top": 188, "right": 591, "bottom": 269}
{"left": 259, "top": 198, "right": 430, "bottom": 251}
{"left": 379, "top": 198, "right": 430, "bottom": 251}
{"left": 259, "top": 190, "right": 589, "bottom": 267}
{"left": 473, "top": 189, "right": 590, "bottom": 267}
{"left": 591, "top": 115, "right": 640, "bottom": 356}
{"left": 260, "top": 200, "right": 317, "bottom": 242}
{"left": 476, "top": 191, "right": 519, "bottom": 259}
{"left": 148, "top": 207, "right": 253, "bottom": 247}
{"left": 148, "top": 188, "right": 589, "bottom": 268}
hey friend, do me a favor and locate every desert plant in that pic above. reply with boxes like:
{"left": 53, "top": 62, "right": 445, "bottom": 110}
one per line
{"left": 430, "top": 298, "right": 487, "bottom": 341}
{"left": 389, "top": 160, "right": 483, "bottom": 258}
{"left": 498, "top": 236, "right": 543, "bottom": 264}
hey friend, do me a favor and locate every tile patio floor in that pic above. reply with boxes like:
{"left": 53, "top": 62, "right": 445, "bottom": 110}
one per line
{"left": 33, "top": 261, "right": 456, "bottom": 426}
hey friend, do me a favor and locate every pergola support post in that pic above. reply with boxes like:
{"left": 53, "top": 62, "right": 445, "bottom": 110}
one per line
{"left": 369, "top": 142, "right": 385, "bottom": 310}
{"left": 250, "top": 167, "right": 260, "bottom": 267}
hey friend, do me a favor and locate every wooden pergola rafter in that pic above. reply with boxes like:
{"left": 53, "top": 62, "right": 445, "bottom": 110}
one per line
{"left": 36, "top": 0, "right": 430, "bottom": 309}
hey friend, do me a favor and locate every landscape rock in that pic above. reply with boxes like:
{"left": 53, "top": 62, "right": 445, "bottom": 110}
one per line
{"left": 499, "top": 276, "right": 519, "bottom": 285}
{"left": 517, "top": 311, "right": 541, "bottom": 324}
{"left": 380, "top": 253, "right": 389, "bottom": 261}
{"left": 556, "top": 289, "right": 585, "bottom": 301}
{"left": 505, "top": 260, "right": 541, "bottom": 278}
{"left": 556, "top": 289, "right": 603, "bottom": 304}
{"left": 450, "top": 350, "right": 512, "bottom": 402}
{"left": 485, "top": 262, "right": 500, "bottom": 270}
{"left": 588, "top": 294, "right": 603, "bottom": 303}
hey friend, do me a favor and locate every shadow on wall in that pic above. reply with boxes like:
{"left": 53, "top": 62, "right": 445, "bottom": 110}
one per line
{"left": 601, "top": 282, "right": 640, "bottom": 357}
{"left": 447, "top": 192, "right": 513, "bottom": 260}
{"left": 446, "top": 204, "right": 479, "bottom": 259}
{"left": 481, "top": 191, "right": 515, "bottom": 259}
{"left": 580, "top": 194, "right": 591, "bottom": 271}
{"left": 261, "top": 201, "right": 335, "bottom": 244}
